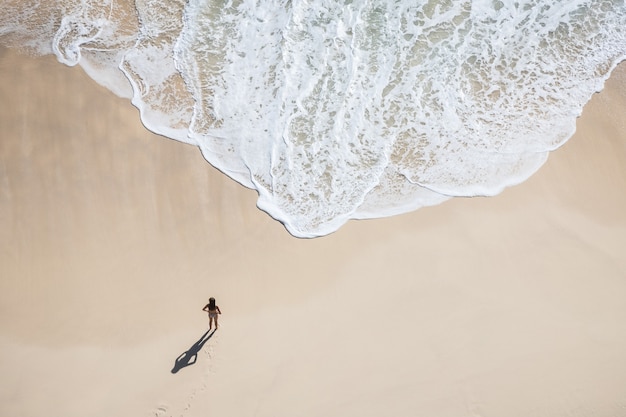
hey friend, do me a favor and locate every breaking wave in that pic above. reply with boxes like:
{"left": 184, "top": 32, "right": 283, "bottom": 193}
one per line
{"left": 2, "top": 0, "right": 625, "bottom": 236}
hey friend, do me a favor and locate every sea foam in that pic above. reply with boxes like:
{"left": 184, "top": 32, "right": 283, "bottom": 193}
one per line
{"left": 1, "top": 0, "right": 625, "bottom": 237}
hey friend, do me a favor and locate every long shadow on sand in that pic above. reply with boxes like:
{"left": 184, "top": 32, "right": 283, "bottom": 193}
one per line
{"left": 171, "top": 329, "right": 215, "bottom": 374}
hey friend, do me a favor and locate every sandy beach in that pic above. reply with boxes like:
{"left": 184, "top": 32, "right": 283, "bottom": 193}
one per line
{"left": 1, "top": 47, "right": 625, "bottom": 416}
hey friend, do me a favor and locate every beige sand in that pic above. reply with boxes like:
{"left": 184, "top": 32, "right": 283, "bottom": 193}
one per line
{"left": 1, "top": 48, "right": 625, "bottom": 417}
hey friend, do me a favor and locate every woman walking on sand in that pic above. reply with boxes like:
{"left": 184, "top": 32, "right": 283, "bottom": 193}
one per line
{"left": 203, "top": 297, "right": 222, "bottom": 330}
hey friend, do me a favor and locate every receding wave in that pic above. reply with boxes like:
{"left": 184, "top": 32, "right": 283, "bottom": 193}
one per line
{"left": 2, "top": 0, "right": 625, "bottom": 237}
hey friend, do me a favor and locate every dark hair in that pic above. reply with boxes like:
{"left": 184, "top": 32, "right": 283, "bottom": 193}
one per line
{"left": 208, "top": 297, "right": 216, "bottom": 309}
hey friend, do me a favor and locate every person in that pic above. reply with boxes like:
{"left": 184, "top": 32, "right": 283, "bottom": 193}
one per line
{"left": 202, "top": 297, "right": 222, "bottom": 330}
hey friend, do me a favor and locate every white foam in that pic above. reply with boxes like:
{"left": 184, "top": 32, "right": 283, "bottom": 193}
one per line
{"left": 119, "top": 0, "right": 196, "bottom": 144}
{"left": 173, "top": 0, "right": 626, "bottom": 236}
{"left": 2, "top": 0, "right": 625, "bottom": 237}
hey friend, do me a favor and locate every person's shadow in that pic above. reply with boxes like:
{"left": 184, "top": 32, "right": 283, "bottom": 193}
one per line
{"left": 171, "top": 329, "right": 215, "bottom": 374}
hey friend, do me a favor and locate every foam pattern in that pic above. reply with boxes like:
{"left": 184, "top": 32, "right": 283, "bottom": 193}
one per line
{"left": 2, "top": 0, "right": 625, "bottom": 236}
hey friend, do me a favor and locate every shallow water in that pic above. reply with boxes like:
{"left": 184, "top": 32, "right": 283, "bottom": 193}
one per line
{"left": 1, "top": 0, "right": 625, "bottom": 236}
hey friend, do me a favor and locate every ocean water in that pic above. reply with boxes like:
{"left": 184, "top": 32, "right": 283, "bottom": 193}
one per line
{"left": 2, "top": 0, "right": 625, "bottom": 237}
